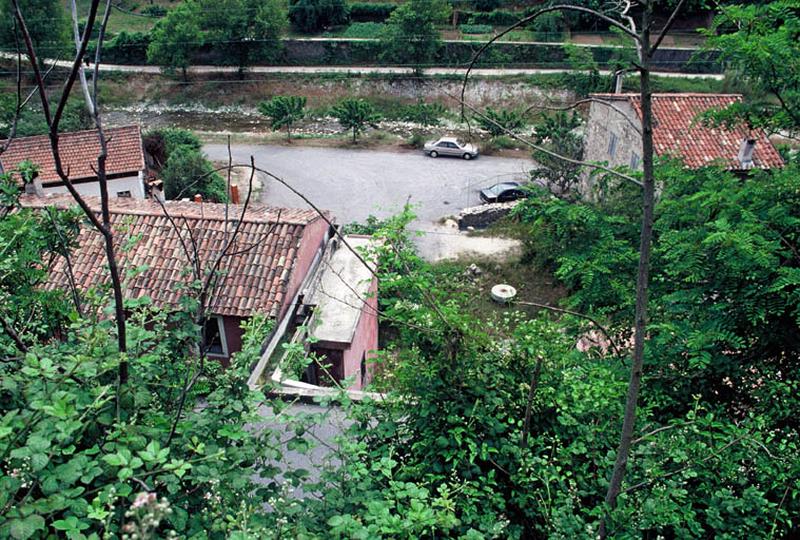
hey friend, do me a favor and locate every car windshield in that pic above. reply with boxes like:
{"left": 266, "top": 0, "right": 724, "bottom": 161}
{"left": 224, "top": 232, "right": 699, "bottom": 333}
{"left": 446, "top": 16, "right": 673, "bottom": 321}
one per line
{"left": 456, "top": 139, "right": 466, "bottom": 147}
{"left": 486, "top": 182, "right": 518, "bottom": 195}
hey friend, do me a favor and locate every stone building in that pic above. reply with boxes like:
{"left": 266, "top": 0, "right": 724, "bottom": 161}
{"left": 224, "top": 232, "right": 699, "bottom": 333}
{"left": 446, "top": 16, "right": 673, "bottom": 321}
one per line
{"left": 582, "top": 93, "right": 784, "bottom": 190}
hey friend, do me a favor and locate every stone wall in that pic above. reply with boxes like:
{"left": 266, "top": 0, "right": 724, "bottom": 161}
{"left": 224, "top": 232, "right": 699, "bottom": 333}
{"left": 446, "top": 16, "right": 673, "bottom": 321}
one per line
{"left": 581, "top": 98, "right": 642, "bottom": 194}
{"left": 457, "top": 200, "right": 520, "bottom": 230}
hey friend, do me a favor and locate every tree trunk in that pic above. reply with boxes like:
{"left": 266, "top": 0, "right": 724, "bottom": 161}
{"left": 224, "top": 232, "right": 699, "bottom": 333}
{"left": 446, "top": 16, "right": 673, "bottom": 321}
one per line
{"left": 600, "top": 5, "right": 657, "bottom": 537}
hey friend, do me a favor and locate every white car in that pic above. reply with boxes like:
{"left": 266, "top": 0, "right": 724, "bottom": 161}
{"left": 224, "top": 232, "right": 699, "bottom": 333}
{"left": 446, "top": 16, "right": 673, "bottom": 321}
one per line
{"left": 424, "top": 137, "right": 479, "bottom": 160}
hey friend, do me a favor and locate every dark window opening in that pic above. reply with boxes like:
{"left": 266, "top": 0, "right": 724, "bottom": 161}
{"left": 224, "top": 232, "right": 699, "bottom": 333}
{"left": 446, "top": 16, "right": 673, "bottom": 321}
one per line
{"left": 116, "top": 190, "right": 132, "bottom": 198}
{"left": 360, "top": 353, "right": 367, "bottom": 387}
{"left": 204, "top": 317, "right": 226, "bottom": 356}
{"left": 608, "top": 132, "right": 619, "bottom": 157}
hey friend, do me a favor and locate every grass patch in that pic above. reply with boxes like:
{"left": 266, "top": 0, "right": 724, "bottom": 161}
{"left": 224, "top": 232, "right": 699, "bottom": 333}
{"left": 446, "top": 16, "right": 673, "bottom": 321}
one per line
{"left": 431, "top": 255, "right": 566, "bottom": 323}
{"left": 77, "top": 0, "right": 167, "bottom": 34}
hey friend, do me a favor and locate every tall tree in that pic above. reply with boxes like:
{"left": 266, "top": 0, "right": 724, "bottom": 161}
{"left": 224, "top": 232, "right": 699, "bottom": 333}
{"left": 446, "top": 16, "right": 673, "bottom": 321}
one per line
{"left": 529, "top": 111, "right": 584, "bottom": 200}
{"left": 289, "top": 0, "right": 349, "bottom": 34}
{"left": 146, "top": 1, "right": 202, "bottom": 80}
{"left": 380, "top": 0, "right": 451, "bottom": 74}
{"left": 332, "top": 98, "right": 381, "bottom": 143}
{"left": 198, "top": 0, "right": 287, "bottom": 73}
{"left": 702, "top": 1, "right": 800, "bottom": 138}
{"left": 0, "top": 0, "right": 69, "bottom": 59}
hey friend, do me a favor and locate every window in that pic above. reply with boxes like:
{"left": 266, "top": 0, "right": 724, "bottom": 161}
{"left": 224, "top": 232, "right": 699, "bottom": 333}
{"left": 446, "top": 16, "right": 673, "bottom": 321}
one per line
{"left": 203, "top": 317, "right": 228, "bottom": 357}
{"left": 608, "top": 132, "right": 619, "bottom": 157}
{"left": 630, "top": 152, "right": 640, "bottom": 170}
{"left": 360, "top": 353, "right": 367, "bottom": 388}
{"left": 116, "top": 190, "right": 132, "bottom": 198}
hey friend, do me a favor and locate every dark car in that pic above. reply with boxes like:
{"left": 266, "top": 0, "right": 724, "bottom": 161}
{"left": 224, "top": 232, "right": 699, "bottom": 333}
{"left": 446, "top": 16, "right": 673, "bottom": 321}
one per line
{"left": 479, "top": 181, "right": 526, "bottom": 204}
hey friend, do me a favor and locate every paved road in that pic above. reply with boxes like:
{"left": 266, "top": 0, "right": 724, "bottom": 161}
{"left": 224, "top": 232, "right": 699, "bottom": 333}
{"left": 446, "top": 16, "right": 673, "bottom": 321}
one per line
{"left": 0, "top": 52, "right": 723, "bottom": 79}
{"left": 204, "top": 144, "right": 532, "bottom": 227}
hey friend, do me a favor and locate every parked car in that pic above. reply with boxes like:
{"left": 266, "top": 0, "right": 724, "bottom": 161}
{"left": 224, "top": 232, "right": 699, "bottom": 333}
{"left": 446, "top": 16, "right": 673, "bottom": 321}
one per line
{"left": 424, "top": 137, "right": 479, "bottom": 160}
{"left": 479, "top": 181, "right": 526, "bottom": 204}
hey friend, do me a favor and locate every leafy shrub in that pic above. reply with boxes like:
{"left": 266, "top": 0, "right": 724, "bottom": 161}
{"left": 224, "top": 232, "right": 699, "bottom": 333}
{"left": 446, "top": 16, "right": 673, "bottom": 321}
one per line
{"left": 258, "top": 95, "right": 307, "bottom": 139}
{"left": 467, "top": 9, "right": 519, "bottom": 26}
{"left": 400, "top": 100, "right": 445, "bottom": 125}
{"left": 140, "top": 4, "right": 167, "bottom": 16}
{"left": 341, "top": 22, "right": 385, "bottom": 38}
{"left": 331, "top": 98, "right": 382, "bottom": 142}
{"left": 406, "top": 132, "right": 425, "bottom": 148}
{"left": 348, "top": 2, "right": 396, "bottom": 22}
{"left": 158, "top": 128, "right": 203, "bottom": 155}
{"left": 460, "top": 23, "right": 493, "bottom": 35}
{"left": 475, "top": 107, "right": 524, "bottom": 136}
{"left": 161, "top": 145, "right": 228, "bottom": 202}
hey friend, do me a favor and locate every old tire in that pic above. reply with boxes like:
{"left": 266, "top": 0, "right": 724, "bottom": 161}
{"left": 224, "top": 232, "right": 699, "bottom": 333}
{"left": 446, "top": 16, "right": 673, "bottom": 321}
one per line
{"left": 463, "top": 153, "right": 472, "bottom": 160}
{"left": 491, "top": 284, "right": 517, "bottom": 304}
{"left": 430, "top": 151, "right": 438, "bottom": 158}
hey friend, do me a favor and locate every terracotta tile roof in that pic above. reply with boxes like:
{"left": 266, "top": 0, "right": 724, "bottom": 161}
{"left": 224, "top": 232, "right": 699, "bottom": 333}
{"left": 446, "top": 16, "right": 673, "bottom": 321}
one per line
{"left": 590, "top": 93, "right": 784, "bottom": 170}
{"left": 0, "top": 125, "right": 145, "bottom": 184}
{"left": 21, "top": 194, "right": 327, "bottom": 318}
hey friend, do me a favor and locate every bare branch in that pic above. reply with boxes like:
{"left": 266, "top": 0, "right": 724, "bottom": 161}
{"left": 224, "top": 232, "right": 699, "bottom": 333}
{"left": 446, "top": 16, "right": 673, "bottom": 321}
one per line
{"left": 652, "top": 0, "right": 688, "bottom": 53}
{"left": 520, "top": 355, "right": 543, "bottom": 448}
{"left": 70, "top": 0, "right": 129, "bottom": 380}
{"left": 0, "top": 313, "right": 28, "bottom": 353}
{"left": 631, "top": 421, "right": 695, "bottom": 446}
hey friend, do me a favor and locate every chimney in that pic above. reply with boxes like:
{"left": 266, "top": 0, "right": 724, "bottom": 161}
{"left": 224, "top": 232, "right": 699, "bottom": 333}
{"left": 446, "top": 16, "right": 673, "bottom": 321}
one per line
{"left": 230, "top": 184, "right": 240, "bottom": 204}
{"left": 193, "top": 194, "right": 202, "bottom": 203}
{"left": 24, "top": 177, "right": 44, "bottom": 197}
{"left": 613, "top": 71, "right": 624, "bottom": 94}
{"left": 738, "top": 138, "right": 756, "bottom": 168}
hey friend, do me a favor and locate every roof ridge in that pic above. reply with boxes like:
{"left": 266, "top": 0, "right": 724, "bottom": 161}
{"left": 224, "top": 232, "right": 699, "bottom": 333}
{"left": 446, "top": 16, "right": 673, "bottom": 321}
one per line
{"left": 21, "top": 195, "right": 324, "bottom": 225}
{"left": 590, "top": 93, "right": 743, "bottom": 98}
{"left": 0, "top": 124, "right": 140, "bottom": 145}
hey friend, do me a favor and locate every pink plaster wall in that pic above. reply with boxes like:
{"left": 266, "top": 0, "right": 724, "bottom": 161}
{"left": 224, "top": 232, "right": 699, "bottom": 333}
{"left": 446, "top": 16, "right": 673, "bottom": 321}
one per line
{"left": 341, "top": 277, "right": 379, "bottom": 390}
{"left": 280, "top": 217, "right": 329, "bottom": 320}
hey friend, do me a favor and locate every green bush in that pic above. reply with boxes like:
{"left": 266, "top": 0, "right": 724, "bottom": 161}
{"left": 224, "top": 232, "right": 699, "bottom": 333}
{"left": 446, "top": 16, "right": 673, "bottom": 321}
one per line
{"left": 400, "top": 100, "right": 445, "bottom": 125}
{"left": 341, "top": 22, "right": 386, "bottom": 38}
{"left": 140, "top": 4, "right": 167, "bottom": 16}
{"left": 348, "top": 2, "right": 396, "bottom": 22}
{"left": 467, "top": 9, "right": 519, "bottom": 26}
{"left": 460, "top": 23, "right": 493, "bottom": 35}
{"left": 90, "top": 30, "right": 151, "bottom": 64}
{"left": 406, "top": 132, "right": 426, "bottom": 148}
{"left": 161, "top": 145, "right": 228, "bottom": 202}
{"left": 475, "top": 107, "right": 524, "bottom": 136}
{"left": 157, "top": 128, "right": 203, "bottom": 156}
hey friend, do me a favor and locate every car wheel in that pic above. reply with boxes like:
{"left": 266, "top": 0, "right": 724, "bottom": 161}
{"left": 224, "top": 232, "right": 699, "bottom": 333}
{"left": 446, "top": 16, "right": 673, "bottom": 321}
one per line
{"left": 430, "top": 151, "right": 438, "bottom": 158}
{"left": 463, "top": 153, "right": 472, "bottom": 160}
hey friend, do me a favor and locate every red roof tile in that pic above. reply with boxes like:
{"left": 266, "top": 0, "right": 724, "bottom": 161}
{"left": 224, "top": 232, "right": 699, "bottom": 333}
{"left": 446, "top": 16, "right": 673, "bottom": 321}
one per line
{"left": 591, "top": 94, "right": 784, "bottom": 170}
{"left": 21, "top": 195, "right": 328, "bottom": 318}
{"left": 1, "top": 125, "right": 145, "bottom": 184}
